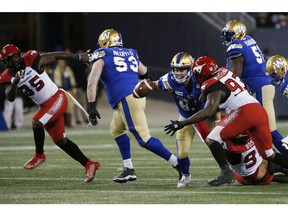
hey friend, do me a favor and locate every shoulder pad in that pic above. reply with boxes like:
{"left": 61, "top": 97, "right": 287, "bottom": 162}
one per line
{"left": 201, "top": 78, "right": 218, "bottom": 94}
{"left": 22, "top": 50, "right": 39, "bottom": 67}
{"left": 0, "top": 69, "right": 13, "bottom": 84}
{"left": 89, "top": 50, "right": 106, "bottom": 63}
{"left": 227, "top": 43, "right": 243, "bottom": 53}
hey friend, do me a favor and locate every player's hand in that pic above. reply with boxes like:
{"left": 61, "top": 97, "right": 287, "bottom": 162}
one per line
{"left": 79, "top": 49, "right": 91, "bottom": 63}
{"left": 187, "top": 96, "right": 200, "bottom": 114}
{"left": 164, "top": 120, "right": 185, "bottom": 136}
{"left": 88, "top": 102, "right": 101, "bottom": 126}
{"left": 14, "top": 70, "right": 25, "bottom": 83}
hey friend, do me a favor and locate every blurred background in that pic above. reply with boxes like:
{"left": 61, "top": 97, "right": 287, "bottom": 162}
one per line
{"left": 1, "top": 12, "right": 288, "bottom": 130}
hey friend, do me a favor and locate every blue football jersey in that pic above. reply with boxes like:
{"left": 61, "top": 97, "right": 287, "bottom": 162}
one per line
{"left": 89, "top": 47, "right": 140, "bottom": 108}
{"left": 280, "top": 73, "right": 288, "bottom": 95}
{"left": 158, "top": 72, "right": 202, "bottom": 119}
{"left": 226, "top": 35, "right": 271, "bottom": 94}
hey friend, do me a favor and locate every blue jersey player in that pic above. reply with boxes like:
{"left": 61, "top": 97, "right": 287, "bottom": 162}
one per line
{"left": 266, "top": 55, "right": 288, "bottom": 151}
{"left": 86, "top": 29, "right": 180, "bottom": 183}
{"left": 221, "top": 20, "right": 288, "bottom": 156}
{"left": 153, "top": 52, "right": 234, "bottom": 187}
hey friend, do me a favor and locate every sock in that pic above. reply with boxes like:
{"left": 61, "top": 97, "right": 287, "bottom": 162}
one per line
{"left": 168, "top": 154, "right": 178, "bottom": 167}
{"left": 115, "top": 134, "right": 131, "bottom": 160}
{"left": 208, "top": 141, "right": 228, "bottom": 168}
{"left": 33, "top": 126, "right": 45, "bottom": 154}
{"left": 123, "top": 159, "right": 133, "bottom": 169}
{"left": 271, "top": 130, "right": 288, "bottom": 157}
{"left": 145, "top": 137, "right": 172, "bottom": 161}
{"left": 57, "top": 138, "right": 89, "bottom": 167}
{"left": 177, "top": 157, "right": 190, "bottom": 175}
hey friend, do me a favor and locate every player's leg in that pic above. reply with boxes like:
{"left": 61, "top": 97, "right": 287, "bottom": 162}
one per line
{"left": 175, "top": 122, "right": 193, "bottom": 188}
{"left": 256, "top": 85, "right": 288, "bottom": 156}
{"left": 110, "top": 107, "right": 136, "bottom": 183}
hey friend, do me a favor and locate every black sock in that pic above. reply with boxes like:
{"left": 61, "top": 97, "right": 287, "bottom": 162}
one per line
{"left": 33, "top": 126, "right": 45, "bottom": 154}
{"left": 57, "top": 138, "right": 89, "bottom": 167}
{"left": 208, "top": 141, "right": 228, "bottom": 169}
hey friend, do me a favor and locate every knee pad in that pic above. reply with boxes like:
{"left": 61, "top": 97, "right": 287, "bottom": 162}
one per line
{"left": 55, "top": 137, "right": 67, "bottom": 148}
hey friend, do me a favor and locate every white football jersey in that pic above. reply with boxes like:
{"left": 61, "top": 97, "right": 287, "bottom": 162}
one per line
{"left": 17, "top": 67, "right": 58, "bottom": 105}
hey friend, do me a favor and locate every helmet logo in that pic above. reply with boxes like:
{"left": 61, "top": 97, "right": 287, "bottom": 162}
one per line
{"left": 273, "top": 58, "right": 285, "bottom": 70}
{"left": 194, "top": 64, "right": 206, "bottom": 74}
{"left": 102, "top": 31, "right": 111, "bottom": 40}
{"left": 237, "top": 24, "right": 245, "bottom": 34}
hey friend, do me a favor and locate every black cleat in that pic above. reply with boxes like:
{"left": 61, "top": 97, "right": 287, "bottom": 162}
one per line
{"left": 208, "top": 168, "right": 235, "bottom": 187}
{"left": 272, "top": 174, "right": 288, "bottom": 183}
{"left": 113, "top": 167, "right": 137, "bottom": 183}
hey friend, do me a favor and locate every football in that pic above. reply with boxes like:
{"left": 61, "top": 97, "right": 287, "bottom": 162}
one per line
{"left": 133, "top": 79, "right": 155, "bottom": 98}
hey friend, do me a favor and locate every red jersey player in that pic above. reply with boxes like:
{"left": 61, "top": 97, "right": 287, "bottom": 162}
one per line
{"left": 0, "top": 44, "right": 100, "bottom": 183}
{"left": 164, "top": 55, "right": 288, "bottom": 185}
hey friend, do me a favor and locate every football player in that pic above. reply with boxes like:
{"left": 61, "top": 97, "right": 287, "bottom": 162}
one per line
{"left": 164, "top": 56, "right": 288, "bottom": 181}
{"left": 86, "top": 29, "right": 180, "bottom": 183}
{"left": 151, "top": 52, "right": 234, "bottom": 187}
{"left": 0, "top": 44, "right": 100, "bottom": 183}
{"left": 266, "top": 55, "right": 288, "bottom": 151}
{"left": 220, "top": 20, "right": 288, "bottom": 156}
{"left": 224, "top": 133, "right": 288, "bottom": 185}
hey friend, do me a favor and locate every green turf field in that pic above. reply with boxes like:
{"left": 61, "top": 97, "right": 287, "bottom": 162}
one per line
{"left": 1, "top": 124, "right": 288, "bottom": 205}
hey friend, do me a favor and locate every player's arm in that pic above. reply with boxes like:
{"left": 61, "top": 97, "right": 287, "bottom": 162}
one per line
{"left": 164, "top": 90, "right": 224, "bottom": 136}
{"left": 138, "top": 61, "right": 153, "bottom": 80}
{"left": 86, "top": 59, "right": 103, "bottom": 125}
{"left": 229, "top": 56, "right": 244, "bottom": 78}
{"left": 5, "top": 70, "right": 24, "bottom": 102}
{"left": 38, "top": 51, "right": 90, "bottom": 70}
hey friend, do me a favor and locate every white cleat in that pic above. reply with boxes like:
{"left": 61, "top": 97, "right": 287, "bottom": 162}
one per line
{"left": 281, "top": 136, "right": 288, "bottom": 151}
{"left": 177, "top": 174, "right": 191, "bottom": 188}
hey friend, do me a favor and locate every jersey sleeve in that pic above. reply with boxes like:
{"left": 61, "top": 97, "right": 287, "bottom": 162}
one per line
{"left": 201, "top": 78, "right": 230, "bottom": 100}
{"left": 226, "top": 42, "right": 243, "bottom": 59}
{"left": 0, "top": 69, "right": 13, "bottom": 84}
{"left": 157, "top": 73, "right": 173, "bottom": 92}
{"left": 22, "top": 50, "right": 40, "bottom": 69}
{"left": 89, "top": 49, "right": 107, "bottom": 64}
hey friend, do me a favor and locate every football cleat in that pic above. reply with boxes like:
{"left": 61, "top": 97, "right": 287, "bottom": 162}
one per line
{"left": 84, "top": 160, "right": 100, "bottom": 183}
{"left": 177, "top": 174, "right": 191, "bottom": 188}
{"left": 113, "top": 167, "right": 137, "bottom": 183}
{"left": 281, "top": 136, "right": 288, "bottom": 151}
{"left": 208, "top": 167, "right": 235, "bottom": 187}
{"left": 24, "top": 153, "right": 46, "bottom": 170}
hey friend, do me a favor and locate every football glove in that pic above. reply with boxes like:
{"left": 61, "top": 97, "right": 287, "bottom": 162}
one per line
{"left": 88, "top": 101, "right": 101, "bottom": 126}
{"left": 187, "top": 95, "right": 200, "bottom": 114}
{"left": 164, "top": 120, "right": 185, "bottom": 137}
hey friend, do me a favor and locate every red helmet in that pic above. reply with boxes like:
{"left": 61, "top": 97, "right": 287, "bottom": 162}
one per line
{"left": 193, "top": 56, "right": 218, "bottom": 85}
{"left": 0, "top": 44, "right": 20, "bottom": 60}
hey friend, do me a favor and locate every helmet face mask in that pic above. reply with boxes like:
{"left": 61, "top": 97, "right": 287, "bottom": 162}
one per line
{"left": 193, "top": 56, "right": 218, "bottom": 85}
{"left": 0, "top": 44, "right": 23, "bottom": 73}
{"left": 97, "top": 29, "right": 123, "bottom": 48}
{"left": 266, "top": 55, "right": 288, "bottom": 86}
{"left": 170, "top": 52, "right": 194, "bottom": 84}
{"left": 221, "top": 20, "right": 247, "bottom": 46}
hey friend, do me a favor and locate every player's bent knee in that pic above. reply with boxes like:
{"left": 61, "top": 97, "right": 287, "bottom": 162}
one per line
{"left": 55, "top": 137, "right": 67, "bottom": 147}
{"left": 32, "top": 119, "right": 43, "bottom": 128}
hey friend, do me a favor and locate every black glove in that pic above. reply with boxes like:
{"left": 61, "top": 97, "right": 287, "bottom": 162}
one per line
{"left": 88, "top": 101, "right": 101, "bottom": 126}
{"left": 164, "top": 120, "right": 185, "bottom": 137}
{"left": 187, "top": 95, "right": 200, "bottom": 114}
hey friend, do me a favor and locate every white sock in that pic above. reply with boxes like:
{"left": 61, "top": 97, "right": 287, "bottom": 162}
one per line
{"left": 123, "top": 159, "right": 133, "bottom": 169}
{"left": 168, "top": 154, "right": 178, "bottom": 167}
